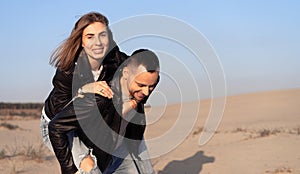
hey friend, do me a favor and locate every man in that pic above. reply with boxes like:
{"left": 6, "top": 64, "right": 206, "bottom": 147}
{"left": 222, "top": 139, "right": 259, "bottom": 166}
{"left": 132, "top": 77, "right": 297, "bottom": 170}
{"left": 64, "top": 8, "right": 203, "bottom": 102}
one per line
{"left": 49, "top": 49, "right": 160, "bottom": 174}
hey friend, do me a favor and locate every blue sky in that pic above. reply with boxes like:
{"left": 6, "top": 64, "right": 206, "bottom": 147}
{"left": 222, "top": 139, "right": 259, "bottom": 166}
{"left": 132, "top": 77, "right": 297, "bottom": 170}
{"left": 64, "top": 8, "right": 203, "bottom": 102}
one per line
{"left": 0, "top": 0, "right": 299, "bottom": 104}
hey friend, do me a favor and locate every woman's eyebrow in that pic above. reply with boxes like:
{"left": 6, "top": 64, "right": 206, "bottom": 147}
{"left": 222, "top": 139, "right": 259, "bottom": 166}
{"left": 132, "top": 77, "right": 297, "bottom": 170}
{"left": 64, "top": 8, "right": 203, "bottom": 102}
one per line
{"left": 84, "top": 33, "right": 94, "bottom": 37}
{"left": 85, "top": 31, "right": 107, "bottom": 36}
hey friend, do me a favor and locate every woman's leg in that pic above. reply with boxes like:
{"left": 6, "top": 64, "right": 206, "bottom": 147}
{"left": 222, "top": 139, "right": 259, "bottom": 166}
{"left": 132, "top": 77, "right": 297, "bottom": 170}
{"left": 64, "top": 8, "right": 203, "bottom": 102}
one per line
{"left": 40, "top": 107, "right": 101, "bottom": 174}
{"left": 71, "top": 135, "right": 102, "bottom": 174}
{"left": 40, "top": 108, "right": 54, "bottom": 152}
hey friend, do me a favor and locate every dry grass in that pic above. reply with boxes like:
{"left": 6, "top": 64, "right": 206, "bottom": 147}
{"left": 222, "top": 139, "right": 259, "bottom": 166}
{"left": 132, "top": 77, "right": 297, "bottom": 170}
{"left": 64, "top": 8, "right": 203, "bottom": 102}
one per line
{"left": 0, "top": 122, "right": 19, "bottom": 130}
{"left": 192, "top": 127, "right": 203, "bottom": 136}
{"left": 231, "top": 126, "right": 300, "bottom": 140}
{"left": 0, "top": 108, "right": 41, "bottom": 120}
{"left": 0, "top": 142, "right": 47, "bottom": 163}
{"left": 258, "top": 128, "right": 281, "bottom": 137}
{"left": 0, "top": 142, "right": 49, "bottom": 174}
{"left": 265, "top": 166, "right": 293, "bottom": 173}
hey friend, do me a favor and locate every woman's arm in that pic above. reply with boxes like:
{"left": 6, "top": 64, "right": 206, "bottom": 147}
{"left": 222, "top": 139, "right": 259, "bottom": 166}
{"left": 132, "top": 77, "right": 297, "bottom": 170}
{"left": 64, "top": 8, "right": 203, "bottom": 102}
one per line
{"left": 79, "top": 81, "right": 113, "bottom": 99}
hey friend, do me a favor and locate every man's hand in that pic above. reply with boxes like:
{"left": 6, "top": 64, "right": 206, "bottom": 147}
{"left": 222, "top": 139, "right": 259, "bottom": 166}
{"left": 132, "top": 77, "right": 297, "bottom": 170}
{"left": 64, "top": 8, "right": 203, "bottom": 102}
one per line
{"left": 122, "top": 99, "right": 137, "bottom": 116}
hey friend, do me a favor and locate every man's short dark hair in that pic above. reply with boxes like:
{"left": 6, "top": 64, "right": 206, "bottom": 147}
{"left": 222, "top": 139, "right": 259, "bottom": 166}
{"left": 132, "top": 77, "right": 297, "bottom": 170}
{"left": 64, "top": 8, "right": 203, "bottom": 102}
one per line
{"left": 126, "top": 49, "right": 160, "bottom": 72}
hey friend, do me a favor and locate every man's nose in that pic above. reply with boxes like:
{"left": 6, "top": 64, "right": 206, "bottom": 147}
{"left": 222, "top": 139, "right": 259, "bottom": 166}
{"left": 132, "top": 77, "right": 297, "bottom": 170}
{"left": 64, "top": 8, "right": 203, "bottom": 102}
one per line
{"left": 142, "top": 87, "right": 149, "bottom": 96}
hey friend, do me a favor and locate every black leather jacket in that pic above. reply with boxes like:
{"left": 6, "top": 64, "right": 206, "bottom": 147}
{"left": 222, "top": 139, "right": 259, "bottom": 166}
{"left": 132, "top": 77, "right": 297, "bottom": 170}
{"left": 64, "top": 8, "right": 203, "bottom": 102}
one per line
{"left": 44, "top": 46, "right": 127, "bottom": 120}
{"left": 44, "top": 47, "right": 128, "bottom": 173}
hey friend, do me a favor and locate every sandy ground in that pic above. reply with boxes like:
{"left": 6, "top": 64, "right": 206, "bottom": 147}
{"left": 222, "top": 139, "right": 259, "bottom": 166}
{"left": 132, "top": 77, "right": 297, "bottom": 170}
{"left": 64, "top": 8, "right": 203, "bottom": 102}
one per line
{"left": 0, "top": 88, "right": 299, "bottom": 174}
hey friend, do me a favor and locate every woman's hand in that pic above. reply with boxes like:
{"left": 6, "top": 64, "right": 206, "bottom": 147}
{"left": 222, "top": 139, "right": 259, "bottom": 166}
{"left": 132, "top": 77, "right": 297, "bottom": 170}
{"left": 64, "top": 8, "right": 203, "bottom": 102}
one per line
{"left": 80, "top": 81, "right": 113, "bottom": 99}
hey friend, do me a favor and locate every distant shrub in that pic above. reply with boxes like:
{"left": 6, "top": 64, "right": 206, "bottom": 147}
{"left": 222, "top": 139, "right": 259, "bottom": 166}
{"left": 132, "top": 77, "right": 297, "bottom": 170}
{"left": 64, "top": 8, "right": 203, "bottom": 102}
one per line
{"left": 0, "top": 122, "right": 19, "bottom": 130}
{"left": 2, "top": 142, "right": 47, "bottom": 163}
{"left": 0, "top": 149, "right": 7, "bottom": 159}
{"left": 259, "top": 129, "right": 271, "bottom": 137}
{"left": 0, "top": 102, "right": 43, "bottom": 110}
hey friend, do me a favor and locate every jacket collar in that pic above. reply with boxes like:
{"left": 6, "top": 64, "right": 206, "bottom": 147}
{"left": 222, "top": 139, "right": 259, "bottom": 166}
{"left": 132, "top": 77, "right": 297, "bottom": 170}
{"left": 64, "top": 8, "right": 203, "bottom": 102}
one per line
{"left": 75, "top": 50, "right": 95, "bottom": 85}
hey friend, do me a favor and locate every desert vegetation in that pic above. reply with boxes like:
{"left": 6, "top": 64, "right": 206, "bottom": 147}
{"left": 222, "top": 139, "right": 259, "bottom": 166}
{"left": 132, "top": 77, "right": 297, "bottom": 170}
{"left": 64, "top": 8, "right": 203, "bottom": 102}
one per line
{"left": 0, "top": 102, "right": 43, "bottom": 120}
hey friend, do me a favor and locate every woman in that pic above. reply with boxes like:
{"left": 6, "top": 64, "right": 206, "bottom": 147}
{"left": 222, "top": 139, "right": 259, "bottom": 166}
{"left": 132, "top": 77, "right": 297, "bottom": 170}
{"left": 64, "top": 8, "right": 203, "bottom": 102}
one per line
{"left": 40, "top": 12, "right": 128, "bottom": 174}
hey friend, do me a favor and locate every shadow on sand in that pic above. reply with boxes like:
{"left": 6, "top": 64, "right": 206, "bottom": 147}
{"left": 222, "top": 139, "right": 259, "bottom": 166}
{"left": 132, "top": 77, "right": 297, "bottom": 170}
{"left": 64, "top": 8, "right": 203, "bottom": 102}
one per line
{"left": 157, "top": 151, "right": 214, "bottom": 174}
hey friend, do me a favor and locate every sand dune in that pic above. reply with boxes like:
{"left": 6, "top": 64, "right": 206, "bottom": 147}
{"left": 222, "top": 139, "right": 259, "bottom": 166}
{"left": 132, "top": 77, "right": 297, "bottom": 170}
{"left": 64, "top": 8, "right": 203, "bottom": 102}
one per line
{"left": 147, "top": 88, "right": 300, "bottom": 174}
{"left": 0, "top": 88, "right": 299, "bottom": 173}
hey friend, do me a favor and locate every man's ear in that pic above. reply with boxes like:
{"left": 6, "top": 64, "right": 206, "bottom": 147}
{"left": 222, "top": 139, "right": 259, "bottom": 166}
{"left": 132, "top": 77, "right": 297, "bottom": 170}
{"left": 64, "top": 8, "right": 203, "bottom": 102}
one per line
{"left": 122, "top": 67, "right": 129, "bottom": 80}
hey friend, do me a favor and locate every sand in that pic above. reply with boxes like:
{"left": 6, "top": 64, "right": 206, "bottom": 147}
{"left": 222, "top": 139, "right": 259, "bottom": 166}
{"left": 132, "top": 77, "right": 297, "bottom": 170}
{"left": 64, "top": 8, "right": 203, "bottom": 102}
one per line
{"left": 0, "top": 88, "right": 299, "bottom": 173}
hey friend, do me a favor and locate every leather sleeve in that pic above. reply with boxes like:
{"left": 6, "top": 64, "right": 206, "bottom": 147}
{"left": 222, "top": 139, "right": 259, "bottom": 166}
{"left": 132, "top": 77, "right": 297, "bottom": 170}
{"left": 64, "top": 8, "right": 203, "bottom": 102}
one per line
{"left": 48, "top": 105, "right": 79, "bottom": 174}
{"left": 44, "top": 68, "right": 74, "bottom": 119}
{"left": 48, "top": 96, "right": 100, "bottom": 174}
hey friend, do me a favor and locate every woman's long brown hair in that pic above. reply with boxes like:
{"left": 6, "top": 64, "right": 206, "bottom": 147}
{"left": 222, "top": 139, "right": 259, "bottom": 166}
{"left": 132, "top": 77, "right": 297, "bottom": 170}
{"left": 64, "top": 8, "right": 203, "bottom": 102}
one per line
{"left": 49, "top": 12, "right": 113, "bottom": 71}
